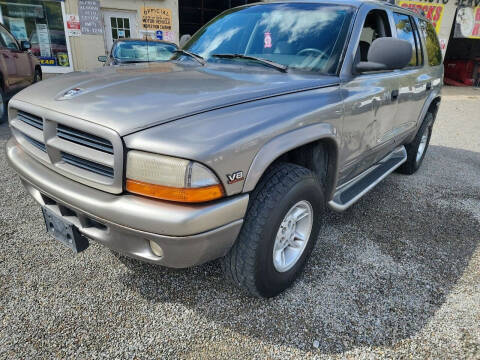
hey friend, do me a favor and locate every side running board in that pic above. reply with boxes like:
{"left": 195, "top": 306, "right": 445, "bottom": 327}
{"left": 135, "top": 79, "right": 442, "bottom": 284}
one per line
{"left": 329, "top": 146, "right": 407, "bottom": 211}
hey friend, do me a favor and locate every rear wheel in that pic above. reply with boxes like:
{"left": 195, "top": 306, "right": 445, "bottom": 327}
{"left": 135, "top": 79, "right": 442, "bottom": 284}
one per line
{"left": 222, "top": 163, "right": 324, "bottom": 298}
{"left": 397, "top": 112, "right": 433, "bottom": 175}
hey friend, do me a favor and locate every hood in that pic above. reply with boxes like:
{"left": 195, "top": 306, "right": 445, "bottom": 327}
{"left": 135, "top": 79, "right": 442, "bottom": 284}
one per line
{"left": 14, "top": 61, "right": 339, "bottom": 136}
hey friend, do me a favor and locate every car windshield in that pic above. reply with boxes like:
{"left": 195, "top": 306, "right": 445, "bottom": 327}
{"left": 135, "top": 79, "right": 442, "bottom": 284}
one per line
{"left": 113, "top": 40, "right": 177, "bottom": 62}
{"left": 180, "top": 3, "right": 354, "bottom": 74}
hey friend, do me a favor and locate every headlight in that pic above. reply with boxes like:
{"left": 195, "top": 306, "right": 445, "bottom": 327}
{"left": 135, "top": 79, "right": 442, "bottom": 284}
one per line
{"left": 125, "top": 151, "right": 224, "bottom": 203}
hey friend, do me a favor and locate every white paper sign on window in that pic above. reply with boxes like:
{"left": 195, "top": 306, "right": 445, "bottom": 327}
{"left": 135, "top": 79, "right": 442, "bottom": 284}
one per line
{"left": 9, "top": 18, "right": 28, "bottom": 40}
{"left": 36, "top": 23, "right": 51, "bottom": 57}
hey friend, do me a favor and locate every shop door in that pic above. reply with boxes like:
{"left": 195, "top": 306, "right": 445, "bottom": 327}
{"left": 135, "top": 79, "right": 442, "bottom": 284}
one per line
{"left": 103, "top": 11, "right": 138, "bottom": 52}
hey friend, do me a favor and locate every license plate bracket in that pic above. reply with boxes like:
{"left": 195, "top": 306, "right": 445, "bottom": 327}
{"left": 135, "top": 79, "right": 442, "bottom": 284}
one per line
{"left": 41, "top": 207, "right": 89, "bottom": 253}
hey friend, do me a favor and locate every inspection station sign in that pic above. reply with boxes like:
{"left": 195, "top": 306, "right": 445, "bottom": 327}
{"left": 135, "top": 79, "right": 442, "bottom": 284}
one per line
{"left": 141, "top": 7, "right": 172, "bottom": 31}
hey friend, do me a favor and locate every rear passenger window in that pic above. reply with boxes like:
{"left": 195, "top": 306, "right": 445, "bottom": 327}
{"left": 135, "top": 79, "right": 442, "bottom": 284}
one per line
{"left": 393, "top": 12, "right": 418, "bottom": 67}
{"left": 419, "top": 19, "right": 442, "bottom": 66}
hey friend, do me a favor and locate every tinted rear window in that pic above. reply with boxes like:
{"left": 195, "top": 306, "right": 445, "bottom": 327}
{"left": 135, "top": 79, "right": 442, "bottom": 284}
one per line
{"left": 419, "top": 19, "right": 442, "bottom": 66}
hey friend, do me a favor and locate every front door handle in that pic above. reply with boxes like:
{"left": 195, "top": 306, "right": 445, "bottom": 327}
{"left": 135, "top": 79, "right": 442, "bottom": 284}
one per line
{"left": 426, "top": 82, "right": 432, "bottom": 90}
{"left": 391, "top": 89, "right": 399, "bottom": 101}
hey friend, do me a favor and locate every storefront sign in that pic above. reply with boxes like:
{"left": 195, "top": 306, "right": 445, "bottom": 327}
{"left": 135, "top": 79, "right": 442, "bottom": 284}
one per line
{"left": 66, "top": 14, "right": 81, "bottom": 37}
{"left": 36, "top": 23, "right": 51, "bottom": 58}
{"left": 398, "top": 1, "right": 445, "bottom": 32}
{"left": 141, "top": 7, "right": 172, "bottom": 31}
{"left": 454, "top": 6, "right": 480, "bottom": 38}
{"left": 39, "top": 57, "right": 57, "bottom": 66}
{"left": 6, "top": 3, "right": 43, "bottom": 19}
{"left": 78, "top": 0, "right": 103, "bottom": 35}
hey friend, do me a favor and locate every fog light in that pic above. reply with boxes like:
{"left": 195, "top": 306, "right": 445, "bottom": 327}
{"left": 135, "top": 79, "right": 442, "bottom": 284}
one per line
{"left": 149, "top": 240, "right": 164, "bottom": 258}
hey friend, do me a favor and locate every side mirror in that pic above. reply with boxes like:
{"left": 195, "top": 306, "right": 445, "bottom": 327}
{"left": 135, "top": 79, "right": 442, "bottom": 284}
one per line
{"left": 179, "top": 34, "right": 191, "bottom": 48}
{"left": 98, "top": 55, "right": 107, "bottom": 63}
{"left": 21, "top": 40, "right": 31, "bottom": 51}
{"left": 355, "top": 37, "right": 412, "bottom": 73}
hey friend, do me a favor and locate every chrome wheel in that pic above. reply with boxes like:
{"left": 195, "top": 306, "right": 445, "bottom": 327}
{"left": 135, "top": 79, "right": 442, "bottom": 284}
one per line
{"left": 273, "top": 200, "right": 313, "bottom": 272}
{"left": 416, "top": 126, "right": 430, "bottom": 163}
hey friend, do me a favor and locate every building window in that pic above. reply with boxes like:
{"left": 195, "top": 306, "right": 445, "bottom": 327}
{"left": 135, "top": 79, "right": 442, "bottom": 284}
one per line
{"left": 110, "top": 17, "right": 131, "bottom": 41}
{"left": 0, "top": 0, "right": 72, "bottom": 72}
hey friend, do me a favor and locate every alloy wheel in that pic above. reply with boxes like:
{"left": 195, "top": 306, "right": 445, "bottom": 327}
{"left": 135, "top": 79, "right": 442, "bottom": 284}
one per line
{"left": 273, "top": 200, "right": 313, "bottom": 272}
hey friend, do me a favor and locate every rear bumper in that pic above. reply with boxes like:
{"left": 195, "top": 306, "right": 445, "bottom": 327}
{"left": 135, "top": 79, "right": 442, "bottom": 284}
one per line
{"left": 6, "top": 137, "right": 248, "bottom": 267}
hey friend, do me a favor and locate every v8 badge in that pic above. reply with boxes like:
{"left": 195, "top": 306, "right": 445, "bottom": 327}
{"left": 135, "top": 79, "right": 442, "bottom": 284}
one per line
{"left": 227, "top": 171, "right": 244, "bottom": 184}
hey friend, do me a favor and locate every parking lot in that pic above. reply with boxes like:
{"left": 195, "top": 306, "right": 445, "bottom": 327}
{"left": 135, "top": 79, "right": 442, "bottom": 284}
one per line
{"left": 0, "top": 87, "right": 479, "bottom": 359}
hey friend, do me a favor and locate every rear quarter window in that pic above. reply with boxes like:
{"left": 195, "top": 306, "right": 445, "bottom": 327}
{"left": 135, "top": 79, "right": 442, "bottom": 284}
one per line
{"left": 419, "top": 19, "right": 442, "bottom": 66}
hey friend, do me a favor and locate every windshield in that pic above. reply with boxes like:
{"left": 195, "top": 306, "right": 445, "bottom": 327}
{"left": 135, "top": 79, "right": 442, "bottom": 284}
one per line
{"left": 113, "top": 41, "right": 177, "bottom": 62}
{"left": 180, "top": 3, "right": 354, "bottom": 74}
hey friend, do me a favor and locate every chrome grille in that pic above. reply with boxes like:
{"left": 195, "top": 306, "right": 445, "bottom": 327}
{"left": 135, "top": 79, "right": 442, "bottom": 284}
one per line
{"left": 57, "top": 124, "right": 114, "bottom": 154}
{"left": 9, "top": 105, "right": 124, "bottom": 194}
{"left": 61, "top": 152, "right": 114, "bottom": 178}
{"left": 24, "top": 135, "right": 47, "bottom": 152}
{"left": 18, "top": 111, "right": 43, "bottom": 130}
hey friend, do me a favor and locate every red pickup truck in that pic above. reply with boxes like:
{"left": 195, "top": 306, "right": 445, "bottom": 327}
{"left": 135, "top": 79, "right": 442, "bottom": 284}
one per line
{"left": 0, "top": 23, "right": 41, "bottom": 122}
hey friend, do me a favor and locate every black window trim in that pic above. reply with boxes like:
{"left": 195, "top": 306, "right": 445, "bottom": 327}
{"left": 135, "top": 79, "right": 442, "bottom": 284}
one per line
{"left": 411, "top": 16, "right": 424, "bottom": 67}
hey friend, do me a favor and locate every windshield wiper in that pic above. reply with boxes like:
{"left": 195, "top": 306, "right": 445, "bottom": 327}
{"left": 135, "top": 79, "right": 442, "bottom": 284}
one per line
{"left": 211, "top": 54, "right": 287, "bottom": 72}
{"left": 174, "top": 50, "right": 206, "bottom": 66}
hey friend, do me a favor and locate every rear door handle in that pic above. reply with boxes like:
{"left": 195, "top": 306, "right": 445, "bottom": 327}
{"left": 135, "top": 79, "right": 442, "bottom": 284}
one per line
{"left": 391, "top": 89, "right": 399, "bottom": 100}
{"left": 426, "top": 82, "right": 432, "bottom": 90}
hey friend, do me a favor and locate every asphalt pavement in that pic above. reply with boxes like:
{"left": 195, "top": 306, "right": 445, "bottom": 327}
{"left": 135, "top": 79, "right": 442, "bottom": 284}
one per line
{"left": 0, "top": 86, "right": 479, "bottom": 359}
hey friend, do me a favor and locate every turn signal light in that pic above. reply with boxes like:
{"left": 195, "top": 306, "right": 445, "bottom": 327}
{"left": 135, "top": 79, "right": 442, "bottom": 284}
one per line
{"left": 126, "top": 179, "right": 224, "bottom": 203}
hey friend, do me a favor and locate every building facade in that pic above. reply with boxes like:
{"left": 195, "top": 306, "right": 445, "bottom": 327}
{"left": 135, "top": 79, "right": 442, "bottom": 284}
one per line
{"left": 0, "top": 0, "right": 257, "bottom": 74}
{"left": 0, "top": 0, "right": 478, "bottom": 76}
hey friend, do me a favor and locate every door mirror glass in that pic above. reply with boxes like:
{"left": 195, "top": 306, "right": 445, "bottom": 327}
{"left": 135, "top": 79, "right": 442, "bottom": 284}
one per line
{"left": 98, "top": 55, "right": 107, "bottom": 62}
{"left": 355, "top": 37, "right": 412, "bottom": 73}
{"left": 21, "top": 40, "right": 31, "bottom": 51}
{"left": 179, "top": 34, "right": 191, "bottom": 48}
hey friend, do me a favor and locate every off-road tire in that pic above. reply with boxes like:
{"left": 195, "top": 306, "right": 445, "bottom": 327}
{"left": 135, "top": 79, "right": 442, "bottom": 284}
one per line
{"left": 397, "top": 112, "right": 434, "bottom": 175}
{"left": 222, "top": 162, "right": 324, "bottom": 298}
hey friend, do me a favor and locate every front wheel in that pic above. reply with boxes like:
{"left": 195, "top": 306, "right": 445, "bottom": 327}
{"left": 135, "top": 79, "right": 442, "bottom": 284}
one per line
{"left": 222, "top": 163, "right": 324, "bottom": 298}
{"left": 33, "top": 68, "right": 42, "bottom": 83}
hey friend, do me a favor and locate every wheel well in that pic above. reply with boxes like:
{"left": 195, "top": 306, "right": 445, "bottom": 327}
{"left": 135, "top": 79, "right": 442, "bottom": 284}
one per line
{"left": 428, "top": 96, "right": 441, "bottom": 119}
{"left": 268, "top": 139, "right": 338, "bottom": 200}
{"left": 0, "top": 72, "right": 4, "bottom": 91}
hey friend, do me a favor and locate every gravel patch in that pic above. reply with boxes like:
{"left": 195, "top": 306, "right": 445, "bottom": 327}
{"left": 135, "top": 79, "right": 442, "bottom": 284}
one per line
{"left": 0, "top": 87, "right": 479, "bottom": 359}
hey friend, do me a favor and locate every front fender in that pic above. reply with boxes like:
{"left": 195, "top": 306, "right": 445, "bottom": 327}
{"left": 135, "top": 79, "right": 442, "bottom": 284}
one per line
{"left": 124, "top": 84, "right": 344, "bottom": 197}
{"left": 243, "top": 123, "right": 339, "bottom": 193}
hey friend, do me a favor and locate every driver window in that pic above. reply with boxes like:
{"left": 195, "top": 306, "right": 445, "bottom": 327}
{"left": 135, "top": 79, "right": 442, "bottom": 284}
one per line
{"left": 0, "top": 26, "right": 19, "bottom": 51}
{"left": 356, "top": 10, "right": 391, "bottom": 63}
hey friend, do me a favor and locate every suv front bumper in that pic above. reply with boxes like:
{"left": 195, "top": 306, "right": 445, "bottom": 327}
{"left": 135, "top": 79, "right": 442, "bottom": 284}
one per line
{"left": 6, "top": 138, "right": 248, "bottom": 268}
